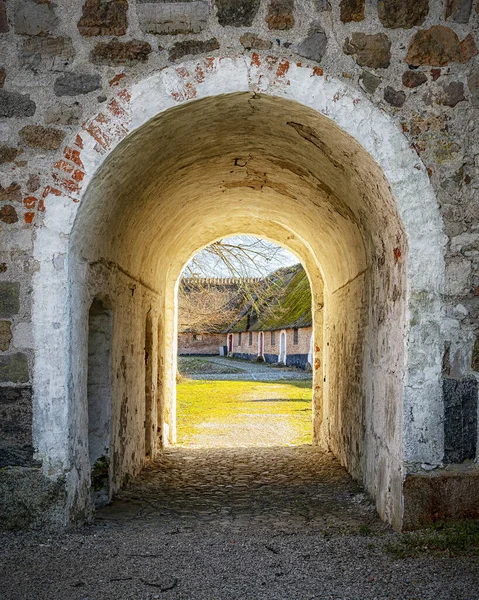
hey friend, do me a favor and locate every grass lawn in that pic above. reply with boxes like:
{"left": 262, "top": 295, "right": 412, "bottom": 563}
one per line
{"left": 177, "top": 356, "right": 245, "bottom": 375}
{"left": 176, "top": 379, "right": 312, "bottom": 447}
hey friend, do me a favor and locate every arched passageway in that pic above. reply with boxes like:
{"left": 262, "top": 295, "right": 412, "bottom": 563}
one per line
{"left": 32, "top": 57, "right": 444, "bottom": 530}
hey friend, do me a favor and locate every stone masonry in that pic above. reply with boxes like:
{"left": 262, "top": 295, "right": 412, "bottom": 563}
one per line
{"left": 0, "top": 0, "right": 478, "bottom": 530}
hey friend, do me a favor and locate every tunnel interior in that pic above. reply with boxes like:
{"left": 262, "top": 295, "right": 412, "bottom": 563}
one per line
{"left": 68, "top": 92, "right": 407, "bottom": 528}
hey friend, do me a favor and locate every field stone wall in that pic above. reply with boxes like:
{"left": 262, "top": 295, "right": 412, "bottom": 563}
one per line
{"left": 0, "top": 0, "right": 478, "bottom": 528}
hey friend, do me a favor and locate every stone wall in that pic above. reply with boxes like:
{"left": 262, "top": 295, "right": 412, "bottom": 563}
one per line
{"left": 0, "top": 0, "right": 478, "bottom": 530}
{"left": 178, "top": 332, "right": 224, "bottom": 355}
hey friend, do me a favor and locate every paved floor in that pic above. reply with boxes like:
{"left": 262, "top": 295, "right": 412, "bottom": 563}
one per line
{"left": 2, "top": 446, "right": 479, "bottom": 599}
{"left": 1, "top": 369, "right": 478, "bottom": 599}
{"left": 186, "top": 356, "right": 312, "bottom": 381}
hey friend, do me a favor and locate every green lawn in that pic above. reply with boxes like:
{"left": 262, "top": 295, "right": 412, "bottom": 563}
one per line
{"left": 176, "top": 379, "right": 312, "bottom": 447}
{"left": 177, "top": 356, "right": 245, "bottom": 375}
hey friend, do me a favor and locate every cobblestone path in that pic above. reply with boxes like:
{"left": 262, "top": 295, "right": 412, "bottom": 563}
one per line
{"left": 2, "top": 447, "right": 479, "bottom": 599}
{"left": 98, "top": 446, "right": 385, "bottom": 535}
{"left": 186, "top": 356, "right": 312, "bottom": 381}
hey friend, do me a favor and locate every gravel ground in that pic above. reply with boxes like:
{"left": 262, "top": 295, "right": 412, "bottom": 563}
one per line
{"left": 184, "top": 356, "right": 312, "bottom": 381}
{"left": 1, "top": 446, "right": 478, "bottom": 600}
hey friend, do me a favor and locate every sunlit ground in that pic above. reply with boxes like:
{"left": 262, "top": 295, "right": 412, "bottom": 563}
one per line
{"left": 176, "top": 378, "right": 312, "bottom": 448}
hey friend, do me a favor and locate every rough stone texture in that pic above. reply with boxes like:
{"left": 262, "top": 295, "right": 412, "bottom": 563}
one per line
{"left": 344, "top": 33, "right": 391, "bottom": 69}
{"left": 359, "top": 70, "right": 381, "bottom": 94}
{"left": 384, "top": 86, "right": 406, "bottom": 107}
{"left": 378, "top": 0, "right": 428, "bottom": 29}
{"left": 0, "top": 283, "right": 20, "bottom": 319}
{"left": 406, "top": 26, "right": 478, "bottom": 66}
{"left": 136, "top": 0, "right": 210, "bottom": 35}
{"left": 54, "top": 72, "right": 101, "bottom": 96}
{"left": 21, "top": 36, "right": 75, "bottom": 72}
{"left": 266, "top": 0, "right": 294, "bottom": 31}
{"left": 445, "top": 0, "right": 472, "bottom": 23}
{"left": 0, "top": 387, "right": 34, "bottom": 467}
{"left": 77, "top": 0, "right": 128, "bottom": 36}
{"left": 295, "top": 24, "right": 327, "bottom": 63}
{"left": 91, "top": 38, "right": 152, "bottom": 66}
{"left": 240, "top": 33, "right": 272, "bottom": 50}
{"left": 0, "top": 320, "right": 12, "bottom": 351}
{"left": 169, "top": 38, "right": 219, "bottom": 61}
{"left": 216, "top": 0, "right": 260, "bottom": 27}
{"left": 0, "top": 146, "right": 20, "bottom": 165}
{"left": 0, "top": 353, "right": 29, "bottom": 383}
{"left": 44, "top": 102, "right": 82, "bottom": 125}
{"left": 467, "top": 68, "right": 479, "bottom": 106}
{"left": 443, "top": 377, "right": 478, "bottom": 463}
{"left": 19, "top": 125, "right": 66, "bottom": 151}
{"left": 403, "top": 471, "right": 479, "bottom": 529}
{"left": 340, "top": 0, "right": 364, "bottom": 23}
{"left": 0, "top": 0, "right": 7, "bottom": 33}
{"left": 0, "top": 468, "right": 66, "bottom": 529}
{"left": 14, "top": 0, "right": 58, "bottom": 36}
{"left": 437, "top": 81, "right": 466, "bottom": 107}
{"left": 0, "top": 66, "right": 5, "bottom": 87}
{"left": 402, "top": 70, "right": 427, "bottom": 88}
{"left": 0, "top": 90, "right": 36, "bottom": 118}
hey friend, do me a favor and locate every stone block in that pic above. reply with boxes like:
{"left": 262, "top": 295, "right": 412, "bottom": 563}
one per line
{"left": 91, "top": 38, "right": 152, "bottom": 66}
{"left": 0, "top": 90, "right": 36, "bottom": 118}
{"left": 0, "top": 145, "right": 20, "bottom": 164}
{"left": 443, "top": 377, "right": 477, "bottom": 463}
{"left": 45, "top": 102, "right": 82, "bottom": 125}
{"left": 0, "top": 387, "right": 34, "bottom": 467}
{"left": 19, "top": 125, "right": 66, "bottom": 150}
{"left": 384, "top": 86, "right": 405, "bottom": 107}
{"left": 54, "top": 72, "right": 101, "bottom": 96}
{"left": 0, "top": 467, "right": 66, "bottom": 529}
{"left": 0, "top": 320, "right": 12, "bottom": 351}
{"left": 0, "top": 353, "right": 29, "bottom": 383}
{"left": 21, "top": 36, "right": 75, "bottom": 72}
{"left": 359, "top": 70, "right": 381, "bottom": 94}
{"left": 402, "top": 70, "right": 427, "bottom": 88}
{"left": 169, "top": 38, "right": 219, "bottom": 61}
{"left": 445, "top": 258, "right": 471, "bottom": 295}
{"left": 378, "top": 0, "right": 428, "bottom": 29}
{"left": 340, "top": 0, "right": 364, "bottom": 23}
{"left": 344, "top": 32, "right": 391, "bottom": 69}
{"left": 0, "top": 205, "right": 18, "bottom": 224}
{"left": 14, "top": 0, "right": 58, "bottom": 36}
{"left": 437, "top": 81, "right": 465, "bottom": 107}
{"left": 467, "top": 69, "right": 479, "bottom": 107}
{"left": 445, "top": 0, "right": 472, "bottom": 23}
{"left": 0, "top": 66, "right": 5, "bottom": 87}
{"left": 403, "top": 470, "right": 479, "bottom": 529}
{"left": 240, "top": 33, "right": 272, "bottom": 50}
{"left": 78, "top": 0, "right": 128, "bottom": 36}
{"left": 216, "top": 0, "right": 260, "bottom": 27}
{"left": 266, "top": 0, "right": 294, "bottom": 31}
{"left": 0, "top": 282, "right": 20, "bottom": 318}
{"left": 0, "top": 0, "right": 7, "bottom": 33}
{"left": 406, "top": 26, "right": 478, "bottom": 66}
{"left": 136, "top": 0, "right": 210, "bottom": 35}
{"left": 0, "top": 183, "right": 21, "bottom": 203}
{"left": 295, "top": 24, "right": 327, "bottom": 63}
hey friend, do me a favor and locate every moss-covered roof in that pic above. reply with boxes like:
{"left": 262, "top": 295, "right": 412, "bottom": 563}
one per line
{"left": 227, "top": 264, "right": 312, "bottom": 332}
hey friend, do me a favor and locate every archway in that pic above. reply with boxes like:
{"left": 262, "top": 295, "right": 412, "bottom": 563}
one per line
{"left": 31, "top": 56, "right": 444, "bottom": 530}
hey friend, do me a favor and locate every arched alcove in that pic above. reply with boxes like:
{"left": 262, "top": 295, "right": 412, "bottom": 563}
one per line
{"left": 31, "top": 57, "right": 445, "bottom": 530}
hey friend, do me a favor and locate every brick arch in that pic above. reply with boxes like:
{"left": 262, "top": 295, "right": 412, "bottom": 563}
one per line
{"left": 32, "top": 54, "right": 445, "bottom": 530}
